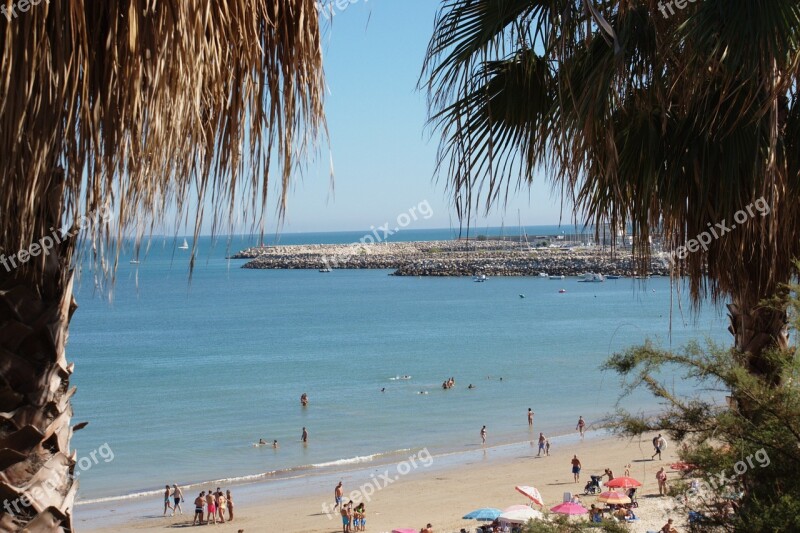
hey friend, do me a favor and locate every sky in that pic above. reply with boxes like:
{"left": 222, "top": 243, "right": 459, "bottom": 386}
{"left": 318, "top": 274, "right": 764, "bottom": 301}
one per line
{"left": 255, "top": 0, "right": 567, "bottom": 234}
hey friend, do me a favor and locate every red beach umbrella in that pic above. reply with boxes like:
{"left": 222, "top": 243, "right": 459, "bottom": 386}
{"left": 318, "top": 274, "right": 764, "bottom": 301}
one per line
{"left": 604, "top": 476, "right": 642, "bottom": 489}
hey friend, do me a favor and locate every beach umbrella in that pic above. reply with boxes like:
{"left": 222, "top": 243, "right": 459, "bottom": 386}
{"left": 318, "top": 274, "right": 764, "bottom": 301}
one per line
{"left": 392, "top": 529, "right": 417, "bottom": 533}
{"left": 550, "top": 502, "right": 588, "bottom": 515}
{"left": 596, "top": 491, "right": 631, "bottom": 505}
{"left": 462, "top": 508, "right": 502, "bottom": 521}
{"left": 515, "top": 485, "right": 544, "bottom": 506}
{"left": 604, "top": 476, "right": 642, "bottom": 489}
{"left": 498, "top": 506, "right": 544, "bottom": 524}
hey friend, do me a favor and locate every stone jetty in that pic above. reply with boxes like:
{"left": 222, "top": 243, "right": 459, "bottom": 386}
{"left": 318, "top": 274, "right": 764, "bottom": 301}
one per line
{"left": 234, "top": 241, "right": 670, "bottom": 277}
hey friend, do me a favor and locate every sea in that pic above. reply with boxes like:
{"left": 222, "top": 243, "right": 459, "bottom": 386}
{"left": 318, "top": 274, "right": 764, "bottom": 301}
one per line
{"left": 68, "top": 226, "right": 730, "bottom": 505}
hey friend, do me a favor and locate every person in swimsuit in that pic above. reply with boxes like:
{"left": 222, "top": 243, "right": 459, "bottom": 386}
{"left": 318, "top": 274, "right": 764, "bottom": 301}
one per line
{"left": 420, "top": 523, "right": 434, "bottom": 533}
{"left": 577, "top": 416, "right": 586, "bottom": 437}
{"left": 657, "top": 467, "right": 668, "bottom": 495}
{"left": 205, "top": 490, "right": 216, "bottom": 524}
{"left": 604, "top": 468, "right": 614, "bottom": 482}
{"left": 301, "top": 393, "right": 308, "bottom": 406}
{"left": 217, "top": 489, "right": 226, "bottom": 522}
{"left": 273, "top": 439, "right": 279, "bottom": 448}
{"left": 571, "top": 455, "right": 582, "bottom": 482}
{"left": 537, "top": 432, "right": 546, "bottom": 456}
{"left": 334, "top": 481, "right": 344, "bottom": 511}
{"left": 258, "top": 438, "right": 267, "bottom": 446}
{"left": 340, "top": 505, "right": 350, "bottom": 533}
{"left": 302, "top": 427, "right": 308, "bottom": 443}
{"left": 162, "top": 484, "right": 173, "bottom": 516}
{"left": 226, "top": 490, "right": 234, "bottom": 521}
{"left": 528, "top": 408, "right": 534, "bottom": 427}
{"left": 480, "top": 425, "right": 487, "bottom": 445}
{"left": 652, "top": 433, "right": 665, "bottom": 460}
{"left": 192, "top": 491, "right": 205, "bottom": 525}
{"left": 354, "top": 502, "right": 365, "bottom": 531}
{"left": 172, "top": 484, "right": 183, "bottom": 515}
{"left": 545, "top": 438, "right": 551, "bottom": 456}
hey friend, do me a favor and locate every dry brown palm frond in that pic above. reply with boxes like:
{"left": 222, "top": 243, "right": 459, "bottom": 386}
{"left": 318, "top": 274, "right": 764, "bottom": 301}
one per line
{"left": 0, "top": 0, "right": 327, "bottom": 287}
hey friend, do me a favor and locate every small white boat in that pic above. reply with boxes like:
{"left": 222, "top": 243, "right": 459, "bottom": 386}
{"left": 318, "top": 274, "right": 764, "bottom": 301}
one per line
{"left": 538, "top": 272, "right": 548, "bottom": 278}
{"left": 473, "top": 274, "right": 487, "bottom": 283}
{"left": 578, "top": 273, "right": 605, "bottom": 283}
{"left": 178, "top": 238, "right": 189, "bottom": 250}
{"left": 319, "top": 267, "right": 332, "bottom": 273}
{"left": 549, "top": 275, "right": 565, "bottom": 280}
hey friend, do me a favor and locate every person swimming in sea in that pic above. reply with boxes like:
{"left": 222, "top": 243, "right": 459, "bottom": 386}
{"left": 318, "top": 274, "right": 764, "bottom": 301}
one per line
{"left": 257, "top": 438, "right": 267, "bottom": 446}
{"left": 300, "top": 393, "right": 308, "bottom": 407}
{"left": 273, "top": 440, "right": 278, "bottom": 449}
{"left": 468, "top": 384, "right": 475, "bottom": 389}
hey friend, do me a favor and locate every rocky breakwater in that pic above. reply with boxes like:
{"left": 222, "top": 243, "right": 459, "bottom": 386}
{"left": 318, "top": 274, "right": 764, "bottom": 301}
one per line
{"left": 235, "top": 241, "right": 670, "bottom": 277}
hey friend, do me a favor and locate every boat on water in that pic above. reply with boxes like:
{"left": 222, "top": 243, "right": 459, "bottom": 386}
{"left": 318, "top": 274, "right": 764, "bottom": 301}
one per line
{"left": 559, "top": 288, "right": 567, "bottom": 293}
{"left": 319, "top": 267, "right": 332, "bottom": 273}
{"left": 178, "top": 238, "right": 189, "bottom": 250}
{"left": 474, "top": 274, "right": 487, "bottom": 283}
{"left": 549, "top": 275, "right": 565, "bottom": 280}
{"left": 606, "top": 275, "right": 622, "bottom": 279}
{"left": 538, "top": 272, "right": 548, "bottom": 278}
{"left": 578, "top": 273, "right": 605, "bottom": 283}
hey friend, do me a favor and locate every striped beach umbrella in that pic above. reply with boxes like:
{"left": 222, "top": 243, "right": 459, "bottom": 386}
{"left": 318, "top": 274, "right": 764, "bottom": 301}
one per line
{"left": 596, "top": 491, "right": 631, "bottom": 505}
{"left": 515, "top": 485, "right": 544, "bottom": 506}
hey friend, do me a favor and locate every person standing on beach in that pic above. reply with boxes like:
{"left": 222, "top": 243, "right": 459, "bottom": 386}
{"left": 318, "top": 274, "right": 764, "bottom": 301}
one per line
{"left": 545, "top": 438, "right": 551, "bottom": 456}
{"left": 171, "top": 484, "right": 183, "bottom": 515}
{"left": 340, "top": 504, "right": 350, "bottom": 533}
{"left": 657, "top": 467, "right": 668, "bottom": 495}
{"left": 480, "top": 425, "right": 487, "bottom": 445}
{"left": 226, "top": 490, "right": 234, "bottom": 521}
{"left": 576, "top": 416, "right": 586, "bottom": 438}
{"left": 652, "top": 433, "right": 665, "bottom": 460}
{"left": 217, "top": 489, "right": 226, "bottom": 523}
{"left": 192, "top": 491, "right": 205, "bottom": 525}
{"left": 162, "top": 484, "right": 173, "bottom": 516}
{"left": 528, "top": 408, "right": 534, "bottom": 427}
{"left": 537, "top": 432, "right": 546, "bottom": 456}
{"left": 205, "top": 490, "right": 217, "bottom": 524}
{"left": 302, "top": 426, "right": 309, "bottom": 443}
{"left": 571, "top": 455, "right": 582, "bottom": 482}
{"left": 334, "top": 481, "right": 344, "bottom": 511}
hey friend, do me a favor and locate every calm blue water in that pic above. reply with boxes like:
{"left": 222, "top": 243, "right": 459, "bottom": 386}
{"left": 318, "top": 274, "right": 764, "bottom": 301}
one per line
{"left": 69, "top": 228, "right": 729, "bottom": 503}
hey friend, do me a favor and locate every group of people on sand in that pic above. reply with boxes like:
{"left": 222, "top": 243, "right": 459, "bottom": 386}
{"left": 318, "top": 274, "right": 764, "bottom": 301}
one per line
{"left": 334, "top": 483, "right": 366, "bottom": 532}
{"left": 190, "top": 487, "right": 235, "bottom": 526}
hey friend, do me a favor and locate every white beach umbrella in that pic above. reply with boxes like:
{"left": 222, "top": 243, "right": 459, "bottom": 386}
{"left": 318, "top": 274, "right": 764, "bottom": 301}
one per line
{"left": 498, "top": 506, "right": 544, "bottom": 524}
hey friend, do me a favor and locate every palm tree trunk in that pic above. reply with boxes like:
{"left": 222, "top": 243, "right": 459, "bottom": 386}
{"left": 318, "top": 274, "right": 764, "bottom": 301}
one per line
{"left": 0, "top": 262, "right": 79, "bottom": 531}
{"left": 727, "top": 298, "right": 790, "bottom": 386}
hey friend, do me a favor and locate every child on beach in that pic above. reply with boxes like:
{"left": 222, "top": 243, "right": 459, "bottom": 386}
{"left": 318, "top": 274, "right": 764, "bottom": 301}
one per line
{"left": 545, "top": 439, "right": 551, "bottom": 456}
{"left": 162, "top": 485, "right": 173, "bottom": 516}
{"left": 537, "top": 432, "right": 546, "bottom": 456}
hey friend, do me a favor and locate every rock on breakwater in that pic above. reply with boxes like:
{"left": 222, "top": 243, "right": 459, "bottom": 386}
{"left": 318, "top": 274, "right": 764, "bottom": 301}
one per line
{"left": 236, "top": 241, "right": 671, "bottom": 277}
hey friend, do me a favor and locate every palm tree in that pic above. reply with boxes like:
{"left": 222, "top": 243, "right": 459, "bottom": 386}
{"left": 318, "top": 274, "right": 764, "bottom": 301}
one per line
{"left": 0, "top": 1, "right": 325, "bottom": 530}
{"left": 421, "top": 0, "right": 800, "bottom": 382}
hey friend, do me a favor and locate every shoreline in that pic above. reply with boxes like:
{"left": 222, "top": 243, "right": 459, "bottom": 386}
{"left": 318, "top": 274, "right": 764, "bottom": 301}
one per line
{"left": 77, "top": 430, "right": 686, "bottom": 533}
{"left": 234, "top": 240, "right": 671, "bottom": 277}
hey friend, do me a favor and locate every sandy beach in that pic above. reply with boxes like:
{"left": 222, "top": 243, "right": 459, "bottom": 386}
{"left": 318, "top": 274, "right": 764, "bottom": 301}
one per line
{"left": 78, "top": 432, "right": 687, "bottom": 533}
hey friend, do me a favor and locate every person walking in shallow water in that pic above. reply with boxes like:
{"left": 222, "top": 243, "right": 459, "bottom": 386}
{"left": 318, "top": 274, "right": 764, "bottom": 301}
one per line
{"left": 162, "top": 485, "right": 173, "bottom": 516}
{"left": 480, "top": 425, "right": 487, "bottom": 445}
{"left": 171, "top": 484, "right": 183, "bottom": 515}
{"left": 537, "top": 432, "right": 546, "bottom": 456}
{"left": 576, "top": 416, "right": 586, "bottom": 438}
{"left": 528, "top": 408, "right": 534, "bottom": 428}
{"left": 302, "top": 426, "right": 309, "bottom": 443}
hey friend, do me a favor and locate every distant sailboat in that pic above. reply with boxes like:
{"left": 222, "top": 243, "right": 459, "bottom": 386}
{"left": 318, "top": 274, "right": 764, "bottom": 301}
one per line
{"left": 178, "top": 238, "right": 189, "bottom": 250}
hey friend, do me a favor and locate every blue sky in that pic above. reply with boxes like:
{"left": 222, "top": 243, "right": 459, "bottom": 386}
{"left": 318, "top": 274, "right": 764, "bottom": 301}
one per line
{"left": 270, "top": 0, "right": 567, "bottom": 233}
